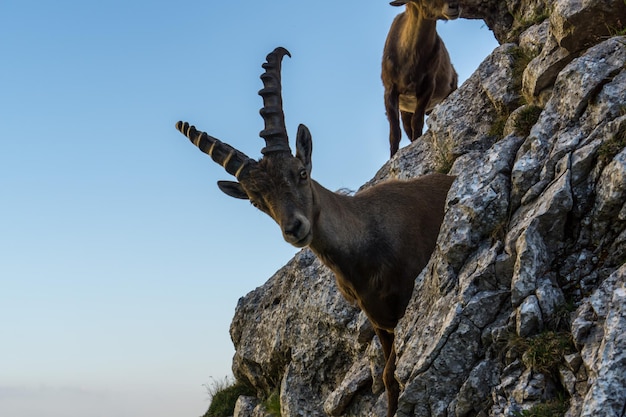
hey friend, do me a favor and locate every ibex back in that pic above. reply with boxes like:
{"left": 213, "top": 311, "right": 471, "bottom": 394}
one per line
{"left": 175, "top": 47, "right": 454, "bottom": 417}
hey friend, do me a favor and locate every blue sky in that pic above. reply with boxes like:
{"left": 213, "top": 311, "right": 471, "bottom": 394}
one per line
{"left": 0, "top": 1, "right": 498, "bottom": 416}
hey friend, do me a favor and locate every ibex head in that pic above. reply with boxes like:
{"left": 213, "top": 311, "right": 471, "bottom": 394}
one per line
{"left": 390, "top": 0, "right": 461, "bottom": 20}
{"left": 176, "top": 47, "right": 316, "bottom": 247}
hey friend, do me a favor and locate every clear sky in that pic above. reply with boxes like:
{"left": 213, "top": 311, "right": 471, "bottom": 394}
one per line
{"left": 0, "top": 1, "right": 498, "bottom": 416}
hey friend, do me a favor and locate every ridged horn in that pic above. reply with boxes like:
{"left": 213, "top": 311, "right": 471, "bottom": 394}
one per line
{"left": 258, "top": 47, "right": 292, "bottom": 155}
{"left": 175, "top": 121, "right": 256, "bottom": 179}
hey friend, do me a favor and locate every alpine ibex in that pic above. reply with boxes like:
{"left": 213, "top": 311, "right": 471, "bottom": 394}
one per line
{"left": 175, "top": 47, "right": 453, "bottom": 417}
{"left": 383, "top": 0, "right": 460, "bottom": 157}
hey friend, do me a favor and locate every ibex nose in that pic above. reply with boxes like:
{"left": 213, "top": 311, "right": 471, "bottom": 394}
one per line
{"left": 284, "top": 218, "right": 302, "bottom": 238}
{"left": 445, "top": 1, "right": 461, "bottom": 19}
{"left": 282, "top": 216, "right": 312, "bottom": 247}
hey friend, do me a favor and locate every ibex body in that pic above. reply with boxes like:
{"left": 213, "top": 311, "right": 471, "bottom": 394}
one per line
{"left": 383, "top": 0, "right": 459, "bottom": 157}
{"left": 176, "top": 47, "right": 453, "bottom": 417}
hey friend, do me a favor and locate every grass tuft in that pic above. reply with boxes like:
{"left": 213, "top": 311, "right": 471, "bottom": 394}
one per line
{"left": 513, "top": 397, "right": 570, "bottom": 417}
{"left": 263, "top": 389, "right": 282, "bottom": 417}
{"left": 513, "top": 398, "right": 569, "bottom": 417}
{"left": 510, "top": 46, "right": 536, "bottom": 86}
{"left": 514, "top": 105, "right": 542, "bottom": 137}
{"left": 202, "top": 376, "right": 255, "bottom": 417}
{"left": 597, "top": 122, "right": 626, "bottom": 166}
{"left": 435, "top": 141, "right": 454, "bottom": 174}
{"left": 505, "top": 331, "right": 575, "bottom": 376}
{"left": 488, "top": 112, "right": 509, "bottom": 139}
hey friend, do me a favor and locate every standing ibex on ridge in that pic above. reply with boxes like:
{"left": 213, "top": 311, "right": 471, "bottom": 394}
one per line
{"left": 175, "top": 47, "right": 454, "bottom": 417}
{"left": 383, "top": 0, "right": 460, "bottom": 157}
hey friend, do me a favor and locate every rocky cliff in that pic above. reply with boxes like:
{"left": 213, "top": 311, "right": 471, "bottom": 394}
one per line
{"left": 229, "top": 0, "right": 626, "bottom": 416}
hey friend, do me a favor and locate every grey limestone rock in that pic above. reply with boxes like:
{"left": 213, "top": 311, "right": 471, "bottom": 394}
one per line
{"left": 227, "top": 1, "right": 626, "bottom": 416}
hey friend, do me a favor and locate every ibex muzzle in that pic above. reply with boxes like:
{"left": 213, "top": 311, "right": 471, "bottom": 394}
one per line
{"left": 390, "top": 0, "right": 461, "bottom": 19}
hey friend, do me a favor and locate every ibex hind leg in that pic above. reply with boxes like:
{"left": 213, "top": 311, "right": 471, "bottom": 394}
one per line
{"left": 400, "top": 111, "right": 414, "bottom": 143}
{"left": 410, "top": 105, "right": 427, "bottom": 142}
{"left": 375, "top": 328, "right": 399, "bottom": 417}
{"left": 384, "top": 347, "right": 399, "bottom": 417}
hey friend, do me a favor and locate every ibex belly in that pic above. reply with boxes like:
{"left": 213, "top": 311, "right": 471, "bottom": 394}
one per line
{"left": 398, "top": 94, "right": 417, "bottom": 113}
{"left": 398, "top": 93, "right": 442, "bottom": 114}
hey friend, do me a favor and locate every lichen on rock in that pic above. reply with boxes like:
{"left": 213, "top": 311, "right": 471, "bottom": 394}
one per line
{"left": 229, "top": 0, "right": 626, "bottom": 415}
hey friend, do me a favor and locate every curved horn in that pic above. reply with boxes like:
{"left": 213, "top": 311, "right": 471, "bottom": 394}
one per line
{"left": 258, "top": 47, "right": 292, "bottom": 155}
{"left": 175, "top": 121, "right": 256, "bottom": 180}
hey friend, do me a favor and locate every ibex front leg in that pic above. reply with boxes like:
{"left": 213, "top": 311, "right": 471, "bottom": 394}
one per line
{"left": 385, "top": 87, "right": 403, "bottom": 158}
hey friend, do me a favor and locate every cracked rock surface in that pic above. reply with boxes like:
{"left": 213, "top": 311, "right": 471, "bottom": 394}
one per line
{"left": 229, "top": 0, "right": 626, "bottom": 415}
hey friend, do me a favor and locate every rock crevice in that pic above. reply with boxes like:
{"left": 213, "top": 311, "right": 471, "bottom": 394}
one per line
{"left": 229, "top": 0, "right": 626, "bottom": 415}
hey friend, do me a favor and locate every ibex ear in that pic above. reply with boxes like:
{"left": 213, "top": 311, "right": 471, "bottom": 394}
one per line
{"left": 295, "top": 124, "right": 312, "bottom": 175}
{"left": 390, "top": 0, "right": 406, "bottom": 6}
{"left": 217, "top": 180, "right": 249, "bottom": 200}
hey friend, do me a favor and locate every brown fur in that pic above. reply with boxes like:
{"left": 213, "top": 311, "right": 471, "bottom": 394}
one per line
{"left": 176, "top": 47, "right": 454, "bottom": 417}
{"left": 225, "top": 148, "right": 453, "bottom": 417}
{"left": 383, "top": 0, "right": 459, "bottom": 157}
{"left": 309, "top": 177, "right": 453, "bottom": 331}
{"left": 306, "top": 174, "right": 453, "bottom": 417}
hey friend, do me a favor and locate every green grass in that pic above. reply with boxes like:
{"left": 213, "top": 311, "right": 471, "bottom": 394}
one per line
{"left": 203, "top": 377, "right": 255, "bottom": 417}
{"left": 608, "top": 25, "right": 626, "bottom": 36}
{"left": 519, "top": 8, "right": 549, "bottom": 28}
{"left": 263, "top": 390, "right": 282, "bottom": 417}
{"left": 510, "top": 46, "right": 536, "bottom": 86}
{"left": 505, "top": 331, "right": 575, "bottom": 376}
{"left": 488, "top": 112, "right": 509, "bottom": 139}
{"left": 434, "top": 140, "right": 454, "bottom": 174}
{"left": 514, "top": 105, "right": 542, "bottom": 137}
{"left": 549, "top": 300, "right": 577, "bottom": 331}
{"left": 513, "top": 397, "right": 569, "bottom": 417}
{"left": 488, "top": 48, "right": 542, "bottom": 140}
{"left": 606, "top": 15, "right": 626, "bottom": 37}
{"left": 508, "top": 6, "right": 550, "bottom": 42}
{"left": 504, "top": 332, "right": 573, "bottom": 417}
{"left": 597, "top": 122, "right": 626, "bottom": 166}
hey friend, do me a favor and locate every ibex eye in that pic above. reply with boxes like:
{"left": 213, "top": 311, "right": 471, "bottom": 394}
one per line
{"left": 299, "top": 169, "right": 308, "bottom": 181}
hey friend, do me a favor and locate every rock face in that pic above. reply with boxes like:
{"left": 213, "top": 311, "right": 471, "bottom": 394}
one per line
{"left": 229, "top": 0, "right": 626, "bottom": 416}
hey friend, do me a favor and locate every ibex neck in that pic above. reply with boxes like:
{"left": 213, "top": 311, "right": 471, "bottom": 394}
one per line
{"left": 403, "top": 4, "right": 438, "bottom": 47}
{"left": 307, "top": 183, "right": 361, "bottom": 255}
{"left": 307, "top": 183, "right": 381, "bottom": 279}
